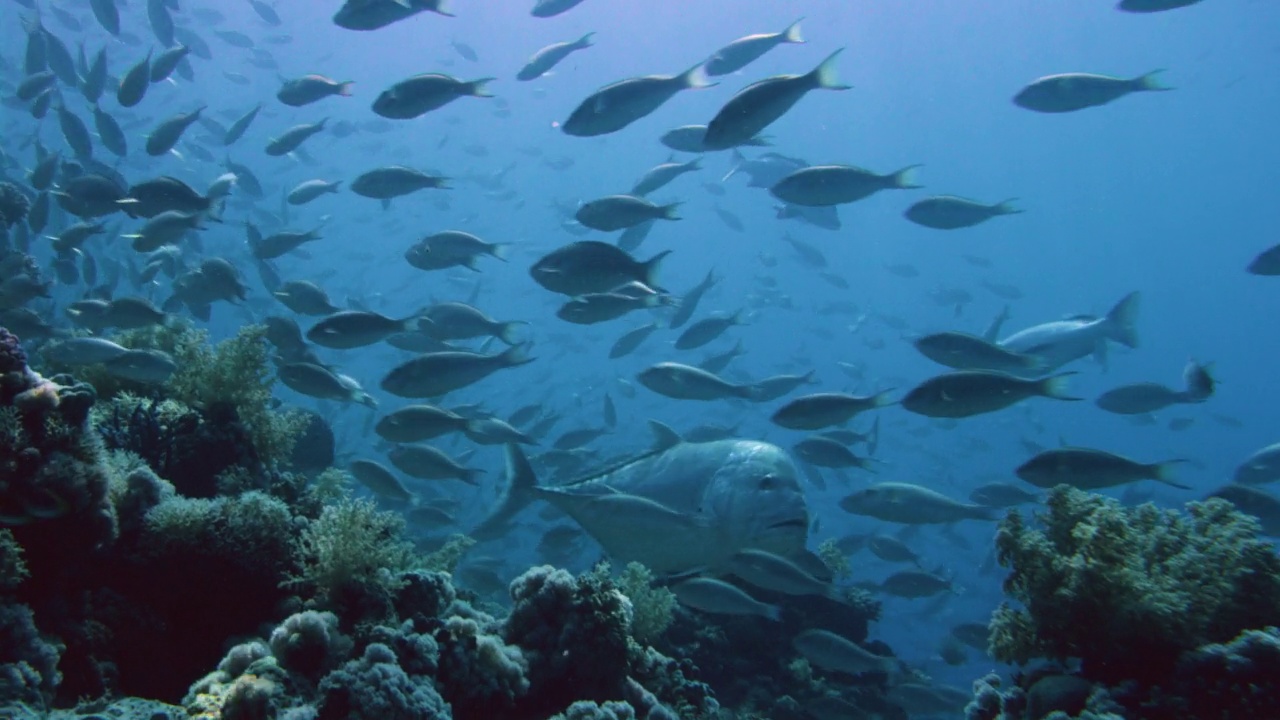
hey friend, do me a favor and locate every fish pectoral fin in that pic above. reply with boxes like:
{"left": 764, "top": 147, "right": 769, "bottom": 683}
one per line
{"left": 1093, "top": 341, "right": 1110, "bottom": 369}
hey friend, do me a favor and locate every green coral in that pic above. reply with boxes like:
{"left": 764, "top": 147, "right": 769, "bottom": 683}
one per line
{"left": 0, "top": 528, "right": 28, "bottom": 591}
{"left": 616, "top": 562, "right": 676, "bottom": 646}
{"left": 816, "top": 537, "right": 852, "bottom": 581}
{"left": 308, "top": 467, "right": 353, "bottom": 507}
{"left": 165, "top": 325, "right": 306, "bottom": 469}
{"left": 286, "top": 498, "right": 420, "bottom": 607}
{"left": 991, "top": 486, "right": 1280, "bottom": 684}
{"left": 421, "top": 533, "right": 476, "bottom": 574}
{"left": 143, "top": 491, "right": 296, "bottom": 578}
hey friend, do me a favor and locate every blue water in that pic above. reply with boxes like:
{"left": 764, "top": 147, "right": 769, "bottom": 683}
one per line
{"left": 3, "top": 0, "right": 1279, "bottom": 708}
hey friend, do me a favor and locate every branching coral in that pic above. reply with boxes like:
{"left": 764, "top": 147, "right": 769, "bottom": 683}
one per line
{"left": 0, "top": 528, "right": 28, "bottom": 592}
{"left": 991, "top": 486, "right": 1280, "bottom": 684}
{"left": 286, "top": 498, "right": 420, "bottom": 613}
{"left": 615, "top": 562, "right": 675, "bottom": 647}
{"left": 165, "top": 324, "right": 306, "bottom": 470}
{"left": 421, "top": 534, "right": 477, "bottom": 575}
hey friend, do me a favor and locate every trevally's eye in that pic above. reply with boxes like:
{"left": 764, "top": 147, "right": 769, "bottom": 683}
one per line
{"left": 758, "top": 474, "right": 777, "bottom": 490}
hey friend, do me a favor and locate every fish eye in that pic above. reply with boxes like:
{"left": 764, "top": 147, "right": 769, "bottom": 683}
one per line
{"left": 758, "top": 474, "right": 777, "bottom": 490}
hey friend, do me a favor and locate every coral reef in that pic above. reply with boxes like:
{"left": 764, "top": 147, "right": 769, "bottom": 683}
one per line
{"left": 659, "top": 573, "right": 882, "bottom": 714}
{"left": 969, "top": 486, "right": 1280, "bottom": 720}
{"left": 94, "top": 393, "right": 265, "bottom": 498}
{"left": 503, "top": 565, "right": 635, "bottom": 716}
{"left": 177, "top": 565, "right": 718, "bottom": 720}
{"left": 318, "top": 643, "right": 451, "bottom": 720}
{"left": 550, "top": 700, "right": 637, "bottom": 720}
{"left": 1164, "top": 626, "right": 1280, "bottom": 720}
{"left": 991, "top": 486, "right": 1280, "bottom": 685}
{"left": 0, "top": 323, "right": 883, "bottom": 720}
{"left": 964, "top": 672, "right": 1128, "bottom": 720}
{"left": 0, "top": 603, "right": 62, "bottom": 710}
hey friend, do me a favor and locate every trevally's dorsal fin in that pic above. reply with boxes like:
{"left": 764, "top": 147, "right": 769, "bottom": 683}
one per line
{"left": 556, "top": 447, "right": 668, "bottom": 489}
{"left": 555, "top": 420, "right": 683, "bottom": 489}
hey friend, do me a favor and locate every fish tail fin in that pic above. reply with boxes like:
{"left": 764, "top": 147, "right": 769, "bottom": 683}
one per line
{"left": 889, "top": 164, "right": 923, "bottom": 189}
{"left": 467, "top": 77, "right": 496, "bottom": 97}
{"left": 1039, "top": 372, "right": 1082, "bottom": 401}
{"left": 472, "top": 444, "right": 539, "bottom": 542}
{"left": 497, "top": 321, "right": 525, "bottom": 345}
{"left": 1135, "top": 69, "right": 1171, "bottom": 92}
{"left": 647, "top": 419, "right": 683, "bottom": 450}
{"left": 329, "top": 181, "right": 343, "bottom": 194}
{"left": 992, "top": 197, "right": 1023, "bottom": 216}
{"left": 659, "top": 202, "right": 682, "bottom": 221}
{"left": 809, "top": 49, "right": 852, "bottom": 90}
{"left": 734, "top": 382, "right": 761, "bottom": 402}
{"left": 868, "top": 416, "right": 881, "bottom": 456}
{"left": 679, "top": 63, "right": 714, "bottom": 90}
{"left": 405, "top": 315, "right": 432, "bottom": 334}
{"left": 970, "top": 505, "right": 999, "bottom": 522}
{"left": 1152, "top": 459, "right": 1191, "bottom": 489}
{"left": 429, "top": 0, "right": 456, "bottom": 16}
{"left": 642, "top": 249, "right": 672, "bottom": 290}
{"left": 338, "top": 81, "right": 355, "bottom": 97}
{"left": 1105, "top": 291, "right": 1141, "bottom": 348}
{"left": 1019, "top": 352, "right": 1048, "bottom": 372}
{"left": 783, "top": 18, "right": 805, "bottom": 44}
{"left": 489, "top": 243, "right": 510, "bottom": 261}
{"left": 460, "top": 467, "right": 484, "bottom": 486}
{"left": 576, "top": 31, "right": 595, "bottom": 48}
{"left": 870, "top": 389, "right": 896, "bottom": 408}
{"left": 746, "top": 134, "right": 772, "bottom": 147}
{"left": 356, "top": 392, "right": 378, "bottom": 410}
{"left": 762, "top": 603, "right": 783, "bottom": 622}
{"left": 499, "top": 343, "right": 535, "bottom": 368}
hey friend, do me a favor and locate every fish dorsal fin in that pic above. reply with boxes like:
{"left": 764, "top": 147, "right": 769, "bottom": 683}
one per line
{"left": 556, "top": 446, "right": 669, "bottom": 489}
{"left": 647, "top": 418, "right": 683, "bottom": 451}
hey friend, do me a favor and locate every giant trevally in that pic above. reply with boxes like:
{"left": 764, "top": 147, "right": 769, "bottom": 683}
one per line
{"left": 474, "top": 437, "right": 811, "bottom": 576}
